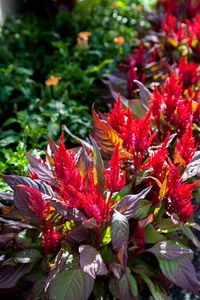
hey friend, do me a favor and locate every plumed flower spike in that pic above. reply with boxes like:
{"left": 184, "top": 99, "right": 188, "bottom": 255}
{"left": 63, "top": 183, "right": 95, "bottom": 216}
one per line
{"left": 178, "top": 56, "right": 199, "bottom": 89}
{"left": 105, "top": 144, "right": 126, "bottom": 193}
{"left": 174, "top": 125, "right": 196, "bottom": 167}
{"left": 108, "top": 93, "right": 127, "bottom": 134}
{"left": 166, "top": 161, "right": 199, "bottom": 222}
{"left": 42, "top": 221, "right": 60, "bottom": 255}
{"left": 145, "top": 133, "right": 170, "bottom": 180}
{"left": 54, "top": 133, "right": 82, "bottom": 189}
{"left": 53, "top": 133, "right": 110, "bottom": 223}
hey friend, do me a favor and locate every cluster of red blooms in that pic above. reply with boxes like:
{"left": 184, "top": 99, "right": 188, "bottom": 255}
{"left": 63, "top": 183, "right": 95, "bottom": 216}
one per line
{"left": 16, "top": 1, "right": 199, "bottom": 256}
{"left": 124, "top": 1, "right": 200, "bottom": 99}
{"left": 160, "top": 0, "right": 200, "bottom": 20}
{"left": 107, "top": 92, "right": 199, "bottom": 221}
{"left": 18, "top": 83, "right": 199, "bottom": 254}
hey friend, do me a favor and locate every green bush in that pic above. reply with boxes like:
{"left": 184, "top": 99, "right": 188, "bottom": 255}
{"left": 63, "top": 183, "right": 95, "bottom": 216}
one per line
{"left": 0, "top": 0, "right": 149, "bottom": 175}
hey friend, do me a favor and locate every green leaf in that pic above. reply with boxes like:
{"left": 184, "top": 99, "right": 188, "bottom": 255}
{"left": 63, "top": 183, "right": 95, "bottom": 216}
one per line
{"left": 115, "top": 187, "right": 152, "bottom": 219}
{"left": 87, "top": 59, "right": 113, "bottom": 73}
{"left": 47, "top": 267, "right": 94, "bottom": 300}
{"left": 140, "top": 273, "right": 168, "bottom": 300}
{"left": 15, "top": 249, "right": 42, "bottom": 264}
{"left": 101, "top": 226, "right": 111, "bottom": 246}
{"left": 145, "top": 224, "right": 166, "bottom": 243}
{"left": 109, "top": 277, "right": 119, "bottom": 298}
{"left": 118, "top": 273, "right": 134, "bottom": 300}
{"left": 99, "top": 246, "right": 116, "bottom": 264}
{"left": 128, "top": 272, "right": 138, "bottom": 297}
{"left": 133, "top": 200, "right": 152, "bottom": 219}
{"left": 181, "top": 226, "right": 200, "bottom": 248}
{"left": 46, "top": 248, "right": 94, "bottom": 300}
{"left": 157, "top": 257, "right": 198, "bottom": 293}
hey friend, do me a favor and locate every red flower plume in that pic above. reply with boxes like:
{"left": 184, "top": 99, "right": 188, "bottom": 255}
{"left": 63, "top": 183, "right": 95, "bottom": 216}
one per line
{"left": 104, "top": 145, "right": 126, "bottom": 193}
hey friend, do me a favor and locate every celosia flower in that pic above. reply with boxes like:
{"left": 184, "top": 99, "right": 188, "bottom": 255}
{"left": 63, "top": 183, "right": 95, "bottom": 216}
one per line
{"left": 166, "top": 162, "right": 199, "bottom": 222}
{"left": 45, "top": 76, "right": 62, "bottom": 86}
{"left": 42, "top": 222, "right": 60, "bottom": 255}
{"left": 53, "top": 134, "right": 110, "bottom": 223}
{"left": 104, "top": 145, "right": 126, "bottom": 193}
{"left": 149, "top": 74, "right": 193, "bottom": 137}
{"left": 160, "top": 0, "right": 179, "bottom": 15}
{"left": 174, "top": 125, "right": 196, "bottom": 167}
{"left": 178, "top": 56, "right": 199, "bottom": 89}
{"left": 77, "top": 31, "right": 91, "bottom": 47}
{"left": 113, "top": 36, "right": 125, "bottom": 46}
{"left": 107, "top": 93, "right": 127, "bottom": 134}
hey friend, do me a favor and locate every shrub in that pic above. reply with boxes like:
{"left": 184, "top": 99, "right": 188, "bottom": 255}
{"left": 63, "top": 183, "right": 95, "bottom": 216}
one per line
{"left": 0, "top": 0, "right": 149, "bottom": 176}
{"left": 0, "top": 78, "right": 199, "bottom": 299}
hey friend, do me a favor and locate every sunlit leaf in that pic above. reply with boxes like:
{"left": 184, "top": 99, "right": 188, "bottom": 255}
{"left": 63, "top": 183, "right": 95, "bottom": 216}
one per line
{"left": 79, "top": 245, "right": 107, "bottom": 278}
{"left": 111, "top": 210, "right": 129, "bottom": 269}
{"left": 158, "top": 257, "right": 198, "bottom": 293}
{"left": 115, "top": 187, "right": 152, "bottom": 219}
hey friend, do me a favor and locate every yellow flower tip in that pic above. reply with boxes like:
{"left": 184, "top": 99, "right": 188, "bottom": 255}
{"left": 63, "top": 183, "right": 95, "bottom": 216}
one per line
{"left": 77, "top": 31, "right": 92, "bottom": 47}
{"left": 45, "top": 76, "right": 62, "bottom": 86}
{"left": 192, "top": 101, "right": 198, "bottom": 113}
{"left": 113, "top": 36, "right": 125, "bottom": 46}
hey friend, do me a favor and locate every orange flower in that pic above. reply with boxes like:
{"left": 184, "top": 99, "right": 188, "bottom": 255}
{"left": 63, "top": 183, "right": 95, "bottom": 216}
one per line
{"left": 45, "top": 76, "right": 62, "bottom": 86}
{"left": 77, "top": 31, "right": 91, "bottom": 47}
{"left": 113, "top": 36, "right": 125, "bottom": 46}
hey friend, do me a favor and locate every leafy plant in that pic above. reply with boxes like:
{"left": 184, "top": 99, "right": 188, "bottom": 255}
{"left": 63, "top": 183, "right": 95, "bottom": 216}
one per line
{"left": 0, "top": 77, "right": 199, "bottom": 299}
{"left": 0, "top": 0, "right": 149, "bottom": 175}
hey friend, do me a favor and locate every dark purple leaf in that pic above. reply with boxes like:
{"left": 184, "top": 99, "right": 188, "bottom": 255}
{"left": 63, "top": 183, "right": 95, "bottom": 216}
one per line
{"left": 25, "top": 153, "right": 58, "bottom": 187}
{"left": 102, "top": 74, "right": 126, "bottom": 85}
{"left": 75, "top": 147, "right": 91, "bottom": 178}
{"left": 0, "top": 191, "right": 14, "bottom": 201}
{"left": 82, "top": 218, "right": 97, "bottom": 229}
{"left": 14, "top": 186, "right": 40, "bottom": 223}
{"left": 2, "top": 175, "right": 54, "bottom": 196}
{"left": 115, "top": 187, "right": 152, "bottom": 219}
{"left": 111, "top": 210, "right": 129, "bottom": 269}
{"left": 117, "top": 268, "right": 138, "bottom": 300}
{"left": 133, "top": 80, "right": 152, "bottom": 110}
{"left": 109, "top": 262, "right": 122, "bottom": 280}
{"left": 47, "top": 135, "right": 58, "bottom": 153}
{"left": 0, "top": 233, "right": 15, "bottom": 248}
{"left": 109, "top": 86, "right": 128, "bottom": 106}
{"left": 48, "top": 198, "right": 86, "bottom": 222}
{"left": 46, "top": 248, "right": 94, "bottom": 300}
{"left": 63, "top": 125, "right": 92, "bottom": 151}
{"left": 147, "top": 241, "right": 193, "bottom": 259}
{"left": 0, "top": 217, "right": 35, "bottom": 229}
{"left": 79, "top": 245, "right": 107, "bottom": 279}
{"left": 158, "top": 257, "right": 198, "bottom": 294}
{"left": 2, "top": 175, "right": 37, "bottom": 190}
{"left": 0, "top": 263, "right": 32, "bottom": 288}
{"left": 67, "top": 225, "right": 88, "bottom": 242}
